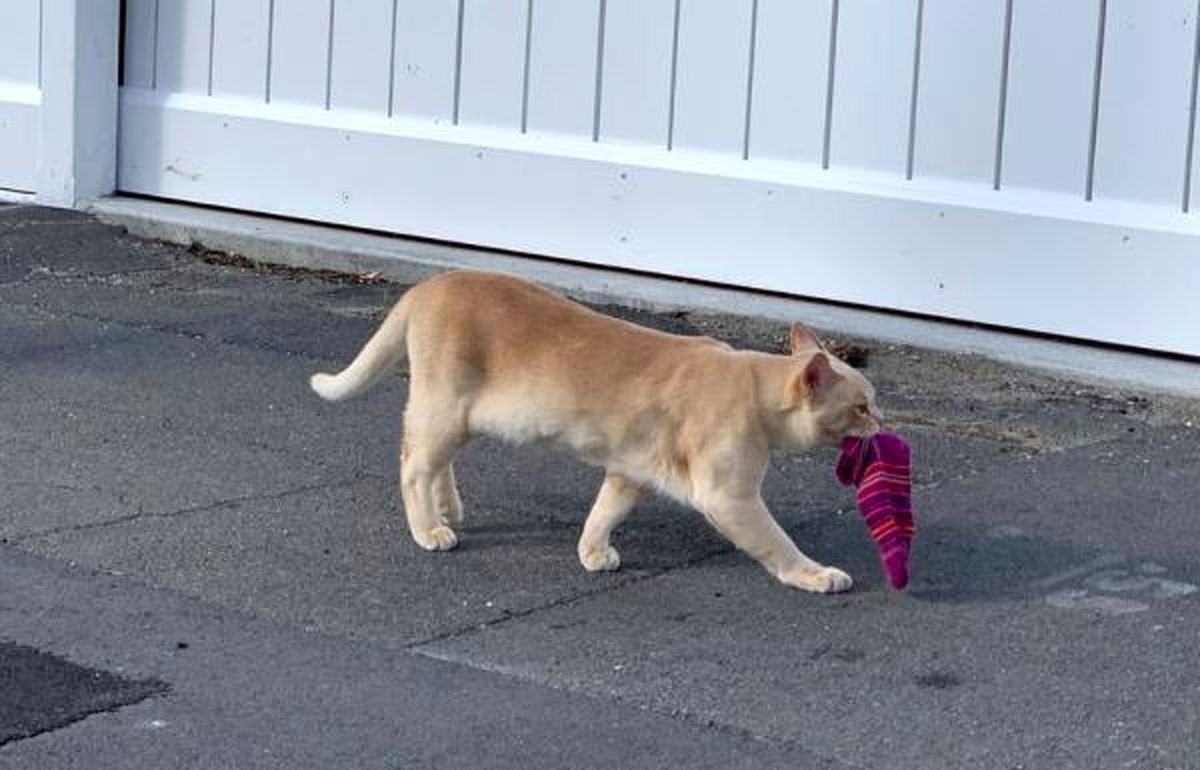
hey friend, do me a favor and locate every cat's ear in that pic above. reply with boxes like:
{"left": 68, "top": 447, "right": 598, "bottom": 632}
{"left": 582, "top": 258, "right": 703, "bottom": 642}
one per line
{"left": 789, "top": 322, "right": 825, "bottom": 355}
{"left": 794, "top": 351, "right": 842, "bottom": 401}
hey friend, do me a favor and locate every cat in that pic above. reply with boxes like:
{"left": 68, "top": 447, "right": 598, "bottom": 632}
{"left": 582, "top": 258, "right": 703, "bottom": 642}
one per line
{"left": 311, "top": 270, "right": 883, "bottom": 593}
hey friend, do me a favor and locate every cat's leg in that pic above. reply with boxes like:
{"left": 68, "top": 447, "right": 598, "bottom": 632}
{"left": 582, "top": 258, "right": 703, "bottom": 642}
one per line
{"left": 578, "top": 472, "right": 644, "bottom": 572}
{"left": 433, "top": 462, "right": 464, "bottom": 527}
{"left": 696, "top": 492, "right": 852, "bottom": 593}
{"left": 399, "top": 413, "right": 464, "bottom": 551}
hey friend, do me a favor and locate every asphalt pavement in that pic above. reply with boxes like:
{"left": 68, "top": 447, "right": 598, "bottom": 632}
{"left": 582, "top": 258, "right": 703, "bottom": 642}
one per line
{"left": 2, "top": 203, "right": 1199, "bottom": 769}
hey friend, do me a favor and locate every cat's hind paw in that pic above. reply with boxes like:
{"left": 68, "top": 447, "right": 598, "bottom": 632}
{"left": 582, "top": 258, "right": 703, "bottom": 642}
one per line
{"left": 414, "top": 525, "right": 459, "bottom": 552}
{"left": 579, "top": 545, "right": 621, "bottom": 572}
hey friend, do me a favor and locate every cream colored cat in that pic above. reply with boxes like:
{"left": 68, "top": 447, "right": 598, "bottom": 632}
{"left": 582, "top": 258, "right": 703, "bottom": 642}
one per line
{"left": 311, "top": 270, "right": 883, "bottom": 593}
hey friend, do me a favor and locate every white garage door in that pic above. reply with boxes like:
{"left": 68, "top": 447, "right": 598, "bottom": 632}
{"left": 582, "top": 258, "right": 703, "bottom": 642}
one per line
{"left": 116, "top": 0, "right": 1200, "bottom": 357}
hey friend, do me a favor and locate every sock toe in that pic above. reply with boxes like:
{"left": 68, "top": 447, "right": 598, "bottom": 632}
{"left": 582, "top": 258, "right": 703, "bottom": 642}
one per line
{"left": 881, "top": 543, "right": 910, "bottom": 590}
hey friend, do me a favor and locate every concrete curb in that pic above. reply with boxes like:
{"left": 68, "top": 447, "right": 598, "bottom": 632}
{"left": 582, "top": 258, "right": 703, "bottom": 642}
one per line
{"left": 91, "top": 196, "right": 1200, "bottom": 398}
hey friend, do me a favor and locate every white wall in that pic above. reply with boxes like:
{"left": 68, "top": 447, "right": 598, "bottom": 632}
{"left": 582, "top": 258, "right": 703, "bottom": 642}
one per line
{"left": 0, "top": 0, "right": 41, "bottom": 193}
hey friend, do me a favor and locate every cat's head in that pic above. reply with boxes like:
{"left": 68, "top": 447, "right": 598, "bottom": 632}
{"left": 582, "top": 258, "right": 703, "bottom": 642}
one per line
{"left": 784, "top": 323, "right": 883, "bottom": 445}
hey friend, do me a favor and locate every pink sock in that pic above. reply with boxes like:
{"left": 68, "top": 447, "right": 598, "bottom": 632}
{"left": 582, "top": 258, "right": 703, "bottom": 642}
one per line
{"left": 835, "top": 432, "right": 915, "bottom": 590}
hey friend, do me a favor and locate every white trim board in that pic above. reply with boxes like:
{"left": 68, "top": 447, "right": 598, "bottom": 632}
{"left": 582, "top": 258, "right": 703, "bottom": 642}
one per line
{"left": 35, "top": 0, "right": 120, "bottom": 207}
{"left": 116, "top": 88, "right": 1200, "bottom": 357}
{"left": 92, "top": 196, "right": 1200, "bottom": 398}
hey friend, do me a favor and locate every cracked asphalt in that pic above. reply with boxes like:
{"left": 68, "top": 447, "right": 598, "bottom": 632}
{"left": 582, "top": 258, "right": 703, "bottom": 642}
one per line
{"left": 2, "top": 203, "right": 1200, "bottom": 769}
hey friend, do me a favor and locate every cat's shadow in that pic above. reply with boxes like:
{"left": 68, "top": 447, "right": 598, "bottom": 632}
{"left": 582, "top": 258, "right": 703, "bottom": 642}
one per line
{"left": 786, "top": 514, "right": 1159, "bottom": 605}
{"left": 455, "top": 495, "right": 731, "bottom": 572}
{"left": 448, "top": 475, "right": 1157, "bottom": 605}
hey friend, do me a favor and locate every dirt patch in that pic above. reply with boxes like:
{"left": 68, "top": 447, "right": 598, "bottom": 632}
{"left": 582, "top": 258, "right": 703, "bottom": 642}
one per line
{"left": 185, "top": 241, "right": 390, "bottom": 286}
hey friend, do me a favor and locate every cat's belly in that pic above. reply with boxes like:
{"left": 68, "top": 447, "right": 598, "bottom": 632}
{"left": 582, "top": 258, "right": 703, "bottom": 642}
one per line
{"left": 467, "top": 396, "right": 688, "bottom": 498}
{"left": 468, "top": 398, "right": 609, "bottom": 459}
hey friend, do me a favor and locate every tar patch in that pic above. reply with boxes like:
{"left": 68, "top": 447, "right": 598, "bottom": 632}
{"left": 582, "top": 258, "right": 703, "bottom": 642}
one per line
{"left": 0, "top": 641, "right": 168, "bottom": 746}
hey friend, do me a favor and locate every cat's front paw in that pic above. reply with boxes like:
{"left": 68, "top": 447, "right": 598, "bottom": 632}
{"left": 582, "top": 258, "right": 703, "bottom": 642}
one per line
{"left": 579, "top": 545, "right": 621, "bottom": 572}
{"left": 813, "top": 566, "right": 853, "bottom": 593}
{"left": 413, "top": 525, "right": 459, "bottom": 552}
{"left": 781, "top": 565, "right": 853, "bottom": 594}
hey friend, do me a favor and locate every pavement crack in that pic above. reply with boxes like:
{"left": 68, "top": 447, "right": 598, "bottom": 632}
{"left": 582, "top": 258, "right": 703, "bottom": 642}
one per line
{"left": 413, "top": 603, "right": 864, "bottom": 770}
{"left": 1, "top": 481, "right": 93, "bottom": 495}
{"left": 10, "top": 475, "right": 376, "bottom": 542}
{"left": 407, "top": 543, "right": 733, "bottom": 650}
{"left": 643, "top": 704, "right": 868, "bottom": 770}
{"left": 5, "top": 299, "right": 343, "bottom": 365}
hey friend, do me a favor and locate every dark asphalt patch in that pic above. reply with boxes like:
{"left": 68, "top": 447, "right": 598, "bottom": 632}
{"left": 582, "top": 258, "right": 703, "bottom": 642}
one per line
{"left": 0, "top": 641, "right": 168, "bottom": 746}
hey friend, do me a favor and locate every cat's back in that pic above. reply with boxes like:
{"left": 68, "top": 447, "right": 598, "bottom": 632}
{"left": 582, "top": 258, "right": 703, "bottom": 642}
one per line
{"left": 411, "top": 270, "right": 590, "bottom": 324}
{"left": 408, "top": 270, "right": 715, "bottom": 351}
{"left": 405, "top": 270, "right": 733, "bottom": 390}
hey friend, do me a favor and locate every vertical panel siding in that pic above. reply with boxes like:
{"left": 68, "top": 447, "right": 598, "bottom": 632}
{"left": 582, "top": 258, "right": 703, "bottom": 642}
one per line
{"left": 599, "top": 0, "right": 675, "bottom": 147}
{"left": 1092, "top": 0, "right": 1197, "bottom": 206}
{"left": 672, "top": 0, "right": 755, "bottom": 154}
{"left": 117, "top": 1, "right": 1200, "bottom": 210}
{"left": 0, "top": 0, "right": 41, "bottom": 86}
{"left": 328, "top": 0, "right": 394, "bottom": 113}
{"left": 210, "top": 0, "right": 271, "bottom": 99}
{"left": 123, "top": 0, "right": 157, "bottom": 89}
{"left": 912, "top": 0, "right": 1006, "bottom": 184}
{"left": 268, "top": 0, "right": 332, "bottom": 107}
{"left": 1001, "top": 0, "right": 1100, "bottom": 194}
{"left": 829, "top": 0, "right": 920, "bottom": 175}
{"left": 392, "top": 0, "right": 458, "bottom": 122}
{"left": 526, "top": 0, "right": 601, "bottom": 137}
{"left": 748, "top": 0, "right": 832, "bottom": 164}
{"left": 457, "top": 0, "right": 526, "bottom": 129}
{"left": 155, "top": 0, "right": 213, "bottom": 95}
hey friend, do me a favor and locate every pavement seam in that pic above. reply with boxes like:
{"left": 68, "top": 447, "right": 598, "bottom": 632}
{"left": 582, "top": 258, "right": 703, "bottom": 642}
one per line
{"left": 412, "top": 600, "right": 866, "bottom": 770}
{"left": 406, "top": 542, "right": 735, "bottom": 650}
{"left": 3, "top": 297, "right": 346, "bottom": 366}
{"left": 8, "top": 475, "right": 378, "bottom": 543}
{"left": 420, "top": 645, "right": 864, "bottom": 770}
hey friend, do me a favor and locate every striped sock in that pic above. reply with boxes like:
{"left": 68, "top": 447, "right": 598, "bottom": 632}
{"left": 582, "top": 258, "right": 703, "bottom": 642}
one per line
{"left": 836, "top": 432, "right": 915, "bottom": 590}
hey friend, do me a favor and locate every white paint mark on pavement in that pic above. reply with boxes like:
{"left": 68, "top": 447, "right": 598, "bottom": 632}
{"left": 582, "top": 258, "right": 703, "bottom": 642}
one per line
{"left": 1045, "top": 589, "right": 1149, "bottom": 615}
{"left": 1043, "top": 559, "right": 1197, "bottom": 616}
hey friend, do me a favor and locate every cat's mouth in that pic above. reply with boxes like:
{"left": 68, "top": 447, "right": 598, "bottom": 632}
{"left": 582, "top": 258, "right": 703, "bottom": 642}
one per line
{"left": 851, "top": 418, "right": 884, "bottom": 438}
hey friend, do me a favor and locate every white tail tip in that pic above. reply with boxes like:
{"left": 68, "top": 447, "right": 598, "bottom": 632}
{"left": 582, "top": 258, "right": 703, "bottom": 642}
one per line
{"left": 310, "top": 371, "right": 350, "bottom": 402}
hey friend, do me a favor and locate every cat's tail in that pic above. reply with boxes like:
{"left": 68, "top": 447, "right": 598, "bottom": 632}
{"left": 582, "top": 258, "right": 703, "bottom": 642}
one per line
{"left": 309, "top": 293, "right": 411, "bottom": 402}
